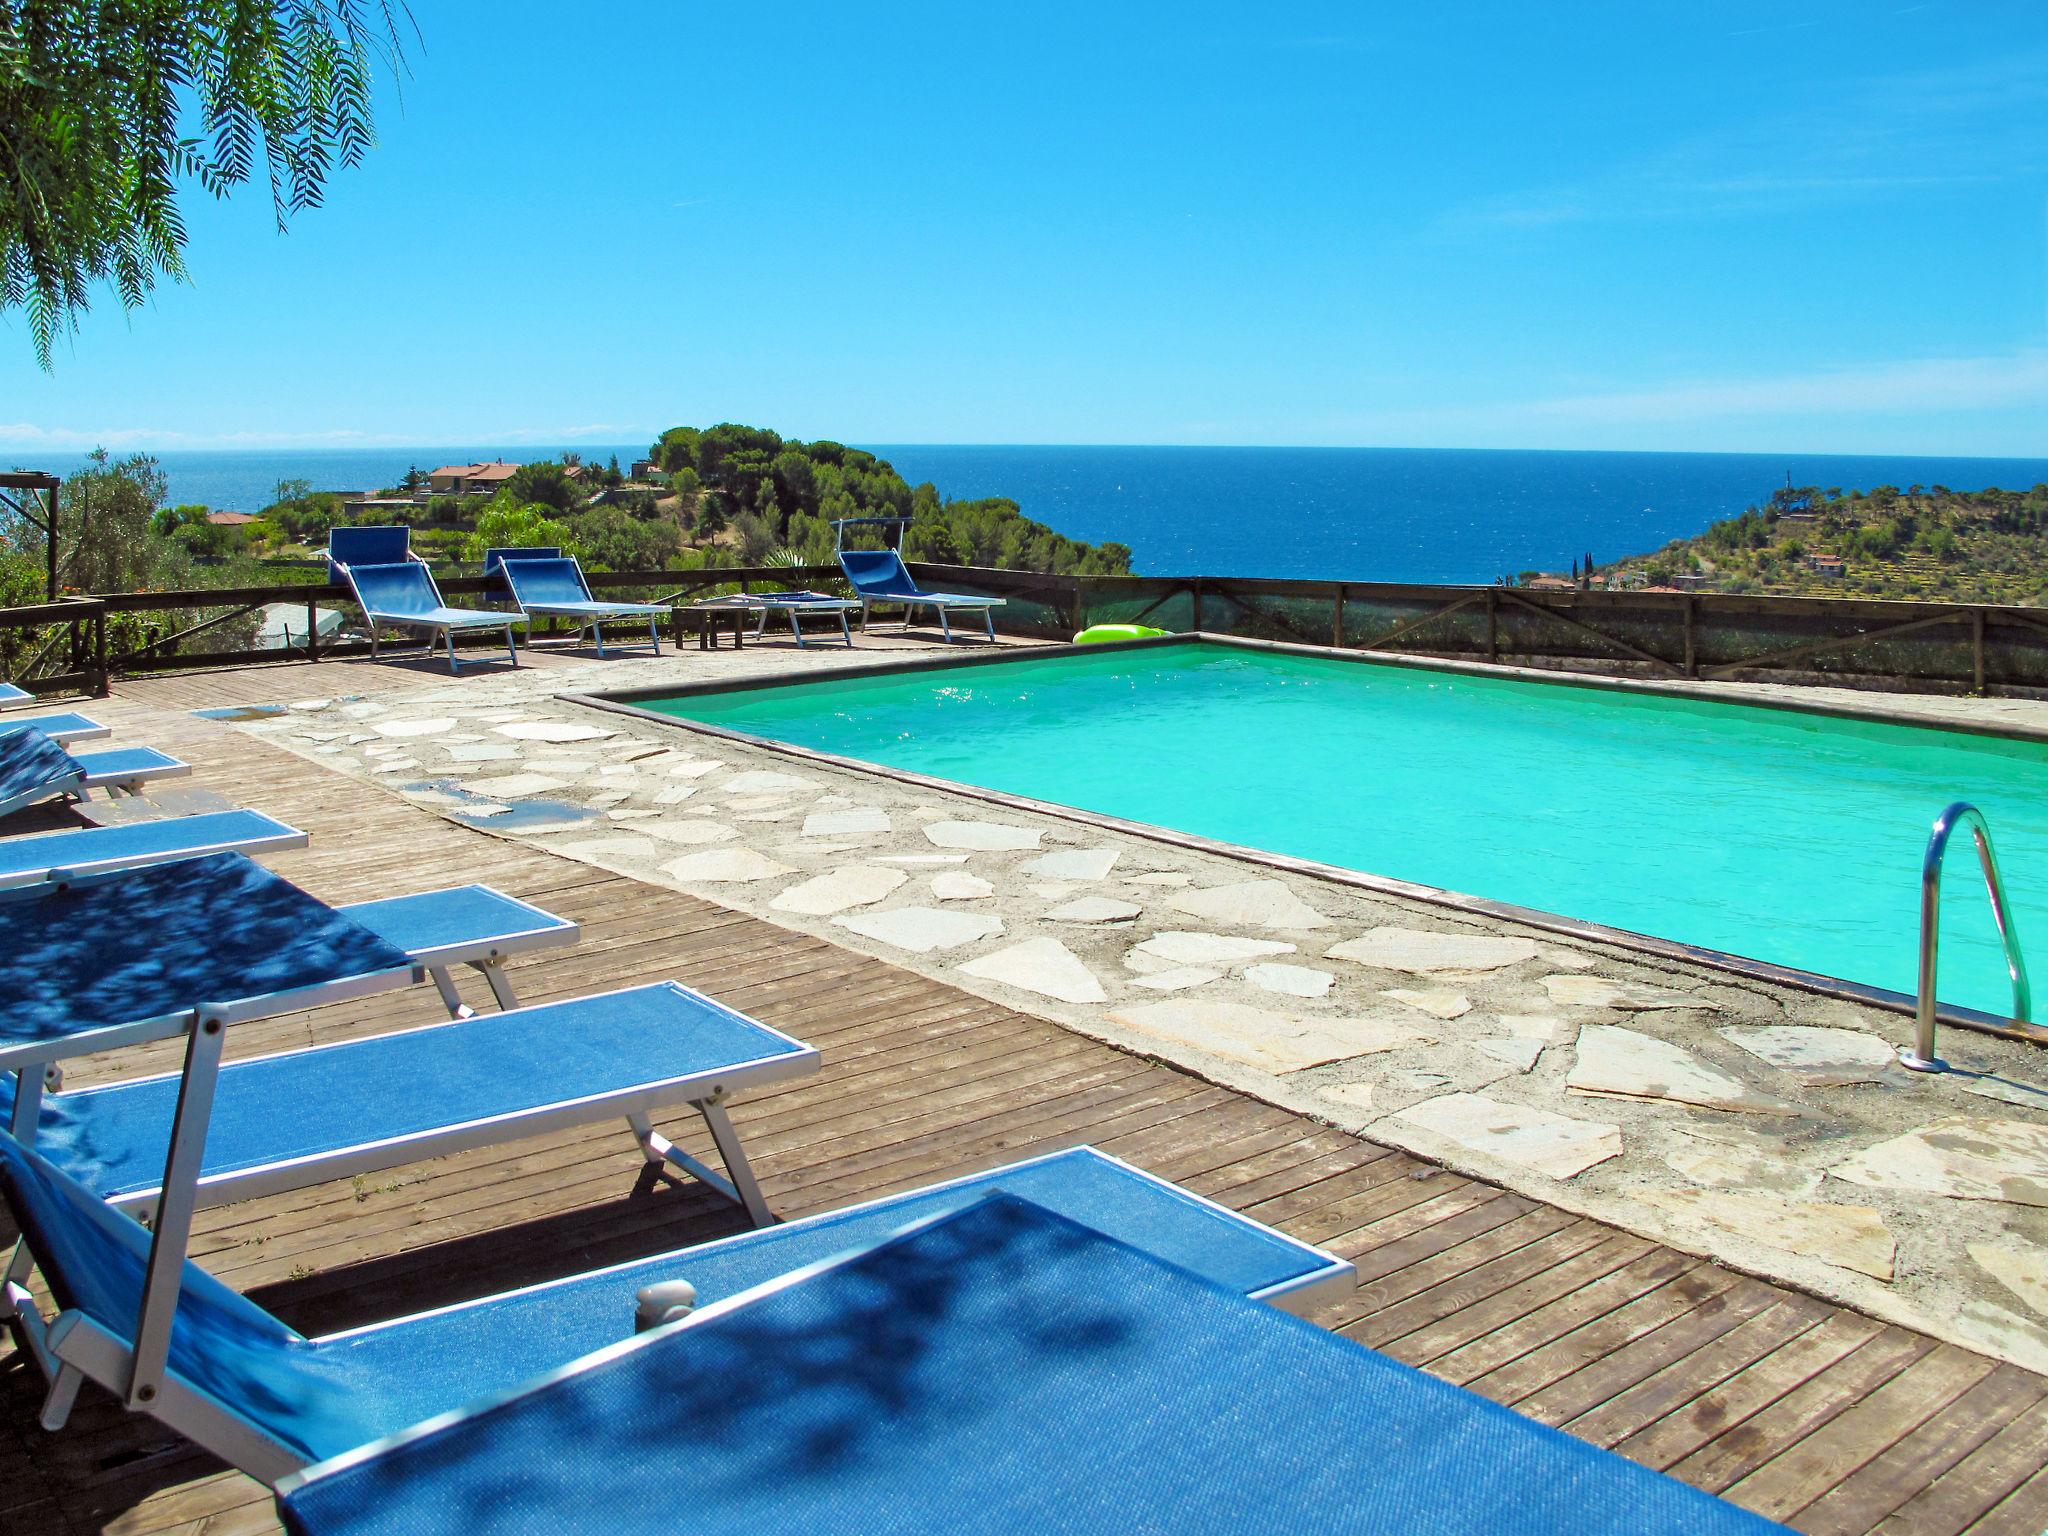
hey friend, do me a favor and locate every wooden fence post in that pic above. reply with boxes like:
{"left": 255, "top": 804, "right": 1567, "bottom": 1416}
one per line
{"left": 1333, "top": 586, "right": 1346, "bottom": 649}
{"left": 1683, "top": 595, "right": 1697, "bottom": 677}
{"left": 1973, "top": 609, "right": 1986, "bottom": 694}
{"left": 1485, "top": 588, "right": 1499, "bottom": 662}
{"left": 306, "top": 593, "right": 321, "bottom": 660}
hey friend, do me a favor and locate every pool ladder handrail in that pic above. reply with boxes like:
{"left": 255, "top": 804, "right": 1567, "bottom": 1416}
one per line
{"left": 1904, "top": 801, "right": 2032, "bottom": 1073}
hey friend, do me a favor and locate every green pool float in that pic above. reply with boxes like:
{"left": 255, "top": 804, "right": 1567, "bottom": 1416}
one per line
{"left": 1073, "top": 624, "right": 1169, "bottom": 645}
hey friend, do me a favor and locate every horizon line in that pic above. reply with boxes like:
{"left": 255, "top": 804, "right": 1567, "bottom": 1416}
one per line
{"left": 5, "top": 439, "right": 2048, "bottom": 464}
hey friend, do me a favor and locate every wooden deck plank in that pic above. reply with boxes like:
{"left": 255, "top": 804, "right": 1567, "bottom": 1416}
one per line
{"left": 1727, "top": 1346, "right": 2002, "bottom": 1522}
{"left": 1668, "top": 1329, "right": 1938, "bottom": 1491}
{"left": 1874, "top": 1396, "right": 2048, "bottom": 1536}
{"left": 1799, "top": 1366, "right": 2048, "bottom": 1536}
{"left": 0, "top": 670, "right": 2037, "bottom": 1536}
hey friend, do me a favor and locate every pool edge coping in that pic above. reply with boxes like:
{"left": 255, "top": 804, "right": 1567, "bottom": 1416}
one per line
{"left": 559, "top": 631, "right": 2037, "bottom": 1046}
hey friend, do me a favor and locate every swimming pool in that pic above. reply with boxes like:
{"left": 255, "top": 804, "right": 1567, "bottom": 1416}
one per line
{"left": 611, "top": 641, "right": 2048, "bottom": 1017}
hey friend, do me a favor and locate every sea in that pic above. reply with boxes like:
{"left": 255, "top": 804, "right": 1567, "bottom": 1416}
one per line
{"left": 22, "top": 443, "right": 2048, "bottom": 585}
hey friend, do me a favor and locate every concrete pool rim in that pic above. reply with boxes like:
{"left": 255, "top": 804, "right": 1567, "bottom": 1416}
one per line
{"left": 562, "top": 631, "right": 2048, "bottom": 1047}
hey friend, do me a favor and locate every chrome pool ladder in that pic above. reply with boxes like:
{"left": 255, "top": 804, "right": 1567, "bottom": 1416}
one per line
{"left": 1904, "top": 801, "right": 2032, "bottom": 1072}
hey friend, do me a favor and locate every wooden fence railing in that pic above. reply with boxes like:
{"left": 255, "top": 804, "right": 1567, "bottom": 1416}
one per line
{"left": 4, "top": 562, "right": 2048, "bottom": 698}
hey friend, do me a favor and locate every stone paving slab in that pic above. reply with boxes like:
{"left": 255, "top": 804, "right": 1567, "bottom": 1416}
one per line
{"left": 233, "top": 647, "right": 2048, "bottom": 1374}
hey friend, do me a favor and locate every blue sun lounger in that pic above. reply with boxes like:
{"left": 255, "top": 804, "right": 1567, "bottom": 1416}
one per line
{"left": 0, "top": 682, "right": 33, "bottom": 708}
{"left": 327, "top": 526, "right": 521, "bottom": 673}
{"left": 0, "top": 727, "right": 187, "bottom": 820}
{"left": 0, "top": 855, "right": 578, "bottom": 1079}
{"left": 0, "top": 809, "right": 308, "bottom": 890}
{"left": 275, "top": 1197, "right": 1785, "bottom": 1536}
{"left": 0, "top": 978, "right": 808, "bottom": 1230}
{"left": 0, "top": 712, "right": 108, "bottom": 746}
{"left": 338, "top": 562, "right": 523, "bottom": 673}
{"left": 485, "top": 548, "right": 665, "bottom": 658}
{"left": 837, "top": 547, "right": 1003, "bottom": 641}
{"left": 0, "top": 1140, "right": 1345, "bottom": 1486}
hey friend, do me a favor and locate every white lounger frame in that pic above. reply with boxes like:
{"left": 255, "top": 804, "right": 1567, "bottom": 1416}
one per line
{"left": 747, "top": 598, "right": 857, "bottom": 649}
{"left": 359, "top": 608, "right": 521, "bottom": 672}
{"left": 534, "top": 607, "right": 663, "bottom": 659}
{"left": 75, "top": 755, "right": 192, "bottom": 800}
{"left": 9, "top": 1146, "right": 1350, "bottom": 1488}
{"left": 856, "top": 592, "right": 1000, "bottom": 642}
{"left": 0, "top": 715, "right": 109, "bottom": 745}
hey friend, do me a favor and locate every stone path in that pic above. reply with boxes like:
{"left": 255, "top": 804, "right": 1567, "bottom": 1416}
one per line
{"left": 232, "top": 652, "right": 2048, "bottom": 1374}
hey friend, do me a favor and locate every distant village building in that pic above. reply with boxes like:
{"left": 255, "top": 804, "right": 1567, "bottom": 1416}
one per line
{"left": 630, "top": 458, "right": 662, "bottom": 481}
{"left": 1670, "top": 572, "right": 1709, "bottom": 592}
{"left": 427, "top": 461, "right": 523, "bottom": 495}
{"left": 1521, "top": 574, "right": 1576, "bottom": 591}
{"left": 204, "top": 510, "right": 260, "bottom": 527}
{"left": 1808, "top": 554, "right": 1846, "bottom": 577}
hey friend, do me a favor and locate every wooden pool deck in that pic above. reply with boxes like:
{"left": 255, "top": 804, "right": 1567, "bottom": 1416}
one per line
{"left": 2, "top": 652, "right": 2045, "bottom": 1535}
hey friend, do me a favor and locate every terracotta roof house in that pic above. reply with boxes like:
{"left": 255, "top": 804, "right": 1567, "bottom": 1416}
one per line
{"left": 204, "top": 510, "right": 261, "bottom": 526}
{"left": 427, "top": 461, "right": 524, "bottom": 495}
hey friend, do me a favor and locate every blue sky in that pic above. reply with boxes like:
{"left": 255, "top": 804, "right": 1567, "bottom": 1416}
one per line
{"left": 3, "top": 0, "right": 2045, "bottom": 454}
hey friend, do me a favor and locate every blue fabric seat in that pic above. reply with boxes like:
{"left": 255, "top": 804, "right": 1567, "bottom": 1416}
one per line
{"left": 0, "top": 681, "right": 33, "bottom": 707}
{"left": 0, "top": 809, "right": 306, "bottom": 889}
{"left": 0, "top": 728, "right": 189, "bottom": 819}
{"left": 2, "top": 980, "right": 803, "bottom": 1210}
{"left": 491, "top": 554, "right": 663, "bottom": 658}
{"left": 338, "top": 561, "right": 522, "bottom": 673}
{"left": 274, "top": 1196, "right": 1785, "bottom": 1536}
{"left": 0, "top": 1138, "right": 1348, "bottom": 1484}
{"left": 838, "top": 547, "right": 1002, "bottom": 641}
{"left": 0, "top": 855, "right": 570, "bottom": 1073}
{"left": 0, "top": 852, "right": 418, "bottom": 1057}
{"left": 0, "top": 712, "right": 109, "bottom": 745}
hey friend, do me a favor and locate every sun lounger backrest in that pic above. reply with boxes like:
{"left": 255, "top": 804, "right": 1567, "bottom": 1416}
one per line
{"left": 498, "top": 557, "right": 593, "bottom": 608}
{"left": 345, "top": 561, "right": 442, "bottom": 620}
{"left": 838, "top": 547, "right": 919, "bottom": 597}
{"left": 325, "top": 526, "right": 414, "bottom": 581}
{"left": 0, "top": 726, "right": 77, "bottom": 803}
{"left": 0, "top": 1133, "right": 374, "bottom": 1459}
{"left": 482, "top": 547, "right": 562, "bottom": 578}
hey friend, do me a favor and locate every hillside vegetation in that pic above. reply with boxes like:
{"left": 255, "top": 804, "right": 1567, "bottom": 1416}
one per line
{"left": 1606, "top": 483, "right": 2048, "bottom": 605}
{"left": 650, "top": 424, "right": 1132, "bottom": 575}
{"left": 174, "top": 424, "right": 1134, "bottom": 581}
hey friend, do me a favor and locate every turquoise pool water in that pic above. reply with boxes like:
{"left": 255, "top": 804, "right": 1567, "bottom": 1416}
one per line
{"left": 636, "top": 643, "right": 2048, "bottom": 1015}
